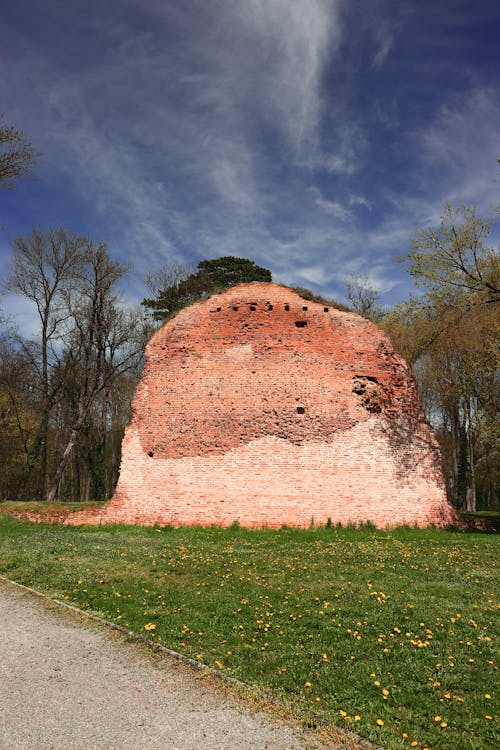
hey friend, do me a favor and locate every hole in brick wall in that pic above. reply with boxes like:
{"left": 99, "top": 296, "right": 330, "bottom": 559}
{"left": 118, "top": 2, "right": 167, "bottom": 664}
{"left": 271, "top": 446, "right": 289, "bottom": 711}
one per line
{"left": 302, "top": 306, "right": 308, "bottom": 311}
{"left": 324, "top": 307, "right": 329, "bottom": 312}
{"left": 266, "top": 303, "right": 273, "bottom": 310}
{"left": 233, "top": 306, "right": 239, "bottom": 311}
{"left": 295, "top": 320, "right": 308, "bottom": 327}
{"left": 296, "top": 406, "right": 305, "bottom": 414}
{"left": 250, "top": 305, "right": 256, "bottom": 311}
{"left": 284, "top": 304, "right": 290, "bottom": 311}
{"left": 148, "top": 451, "right": 154, "bottom": 457}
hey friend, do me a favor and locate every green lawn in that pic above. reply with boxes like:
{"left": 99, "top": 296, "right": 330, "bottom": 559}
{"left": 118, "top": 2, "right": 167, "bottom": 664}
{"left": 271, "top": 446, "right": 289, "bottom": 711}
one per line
{"left": 0, "top": 513, "right": 497, "bottom": 750}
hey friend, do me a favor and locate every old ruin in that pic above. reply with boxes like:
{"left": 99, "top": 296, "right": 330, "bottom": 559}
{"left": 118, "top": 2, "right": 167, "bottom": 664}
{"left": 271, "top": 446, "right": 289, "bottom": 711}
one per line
{"left": 68, "top": 283, "right": 459, "bottom": 528}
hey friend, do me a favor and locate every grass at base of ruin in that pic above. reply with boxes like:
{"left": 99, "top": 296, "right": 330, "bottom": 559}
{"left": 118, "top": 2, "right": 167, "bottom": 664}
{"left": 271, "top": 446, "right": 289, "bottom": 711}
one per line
{"left": 0, "top": 515, "right": 497, "bottom": 750}
{"left": 0, "top": 500, "right": 106, "bottom": 516}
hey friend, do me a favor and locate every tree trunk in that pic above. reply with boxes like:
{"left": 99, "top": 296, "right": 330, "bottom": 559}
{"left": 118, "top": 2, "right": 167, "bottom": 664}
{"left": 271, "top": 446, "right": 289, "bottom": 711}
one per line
{"left": 466, "top": 423, "right": 477, "bottom": 512}
{"left": 16, "top": 410, "right": 49, "bottom": 500}
{"left": 46, "top": 425, "right": 80, "bottom": 503}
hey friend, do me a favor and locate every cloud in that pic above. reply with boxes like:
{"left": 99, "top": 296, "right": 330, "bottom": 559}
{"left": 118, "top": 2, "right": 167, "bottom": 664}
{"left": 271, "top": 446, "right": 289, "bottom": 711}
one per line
{"left": 373, "top": 25, "right": 393, "bottom": 67}
{"left": 0, "top": 1, "right": 346, "bottom": 265}
{"left": 322, "top": 121, "right": 369, "bottom": 175}
{"left": 417, "top": 87, "right": 500, "bottom": 208}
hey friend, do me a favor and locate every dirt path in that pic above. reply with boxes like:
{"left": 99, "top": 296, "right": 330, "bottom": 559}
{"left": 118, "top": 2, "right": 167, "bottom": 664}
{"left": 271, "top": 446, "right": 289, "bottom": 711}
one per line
{"left": 0, "top": 580, "right": 332, "bottom": 750}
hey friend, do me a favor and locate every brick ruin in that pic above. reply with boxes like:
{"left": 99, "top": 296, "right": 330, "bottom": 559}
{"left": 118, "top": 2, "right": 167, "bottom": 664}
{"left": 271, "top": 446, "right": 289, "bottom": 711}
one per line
{"left": 68, "top": 283, "right": 459, "bottom": 528}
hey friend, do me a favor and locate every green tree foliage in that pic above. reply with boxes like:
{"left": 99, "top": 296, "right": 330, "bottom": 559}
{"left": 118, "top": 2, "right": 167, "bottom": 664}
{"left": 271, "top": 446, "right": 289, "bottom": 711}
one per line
{"left": 406, "top": 202, "right": 499, "bottom": 306}
{"left": 0, "top": 116, "right": 38, "bottom": 189}
{"left": 143, "top": 256, "right": 272, "bottom": 320}
{"left": 385, "top": 204, "right": 499, "bottom": 511}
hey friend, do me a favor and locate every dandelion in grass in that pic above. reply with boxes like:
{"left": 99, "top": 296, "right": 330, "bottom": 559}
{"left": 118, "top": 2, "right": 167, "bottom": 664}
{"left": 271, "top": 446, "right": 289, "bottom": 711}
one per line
{"left": 144, "top": 622, "right": 156, "bottom": 632}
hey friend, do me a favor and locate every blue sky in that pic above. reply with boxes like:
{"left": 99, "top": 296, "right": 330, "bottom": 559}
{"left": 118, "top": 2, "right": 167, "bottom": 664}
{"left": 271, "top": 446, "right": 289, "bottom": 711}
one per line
{"left": 1, "top": 0, "right": 499, "bottom": 329}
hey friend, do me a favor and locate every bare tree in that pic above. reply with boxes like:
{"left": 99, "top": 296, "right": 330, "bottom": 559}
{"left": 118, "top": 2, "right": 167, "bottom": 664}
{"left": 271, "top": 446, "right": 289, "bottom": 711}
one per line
{"left": 7, "top": 228, "right": 89, "bottom": 499}
{"left": 46, "top": 245, "right": 146, "bottom": 502}
{"left": 0, "top": 116, "right": 38, "bottom": 189}
{"left": 145, "top": 262, "right": 194, "bottom": 300}
{"left": 344, "top": 273, "right": 383, "bottom": 321}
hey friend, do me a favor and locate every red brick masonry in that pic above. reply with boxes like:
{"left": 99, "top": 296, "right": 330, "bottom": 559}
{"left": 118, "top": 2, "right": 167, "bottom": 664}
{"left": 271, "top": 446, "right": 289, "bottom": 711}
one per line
{"left": 67, "top": 283, "right": 459, "bottom": 528}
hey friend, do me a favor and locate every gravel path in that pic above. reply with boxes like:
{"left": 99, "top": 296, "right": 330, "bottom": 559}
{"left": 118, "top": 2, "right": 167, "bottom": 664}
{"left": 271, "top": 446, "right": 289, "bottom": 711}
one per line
{"left": 0, "top": 581, "right": 323, "bottom": 750}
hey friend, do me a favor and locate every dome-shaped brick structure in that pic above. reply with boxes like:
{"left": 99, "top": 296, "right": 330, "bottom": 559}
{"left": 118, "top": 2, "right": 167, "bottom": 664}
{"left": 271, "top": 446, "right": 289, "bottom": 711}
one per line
{"left": 68, "top": 283, "right": 458, "bottom": 528}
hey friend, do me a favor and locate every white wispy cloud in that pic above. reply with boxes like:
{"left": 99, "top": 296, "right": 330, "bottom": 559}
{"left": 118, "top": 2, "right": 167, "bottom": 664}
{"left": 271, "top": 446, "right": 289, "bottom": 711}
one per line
{"left": 372, "top": 19, "right": 394, "bottom": 67}
{"left": 0, "top": 1, "right": 345, "bottom": 266}
{"left": 418, "top": 87, "right": 500, "bottom": 208}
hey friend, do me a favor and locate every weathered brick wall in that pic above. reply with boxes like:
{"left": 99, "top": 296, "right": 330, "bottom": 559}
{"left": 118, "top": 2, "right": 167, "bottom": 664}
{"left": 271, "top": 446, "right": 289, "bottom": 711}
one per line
{"left": 68, "top": 283, "right": 459, "bottom": 528}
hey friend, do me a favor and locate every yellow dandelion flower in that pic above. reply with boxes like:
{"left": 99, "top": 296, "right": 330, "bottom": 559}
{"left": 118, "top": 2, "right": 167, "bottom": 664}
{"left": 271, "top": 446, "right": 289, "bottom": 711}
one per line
{"left": 304, "top": 681, "right": 312, "bottom": 687}
{"left": 354, "top": 715, "right": 361, "bottom": 721}
{"left": 143, "top": 622, "right": 156, "bottom": 631}
{"left": 376, "top": 719, "right": 384, "bottom": 726}
{"left": 434, "top": 715, "right": 442, "bottom": 722}
{"left": 440, "top": 721, "right": 448, "bottom": 728}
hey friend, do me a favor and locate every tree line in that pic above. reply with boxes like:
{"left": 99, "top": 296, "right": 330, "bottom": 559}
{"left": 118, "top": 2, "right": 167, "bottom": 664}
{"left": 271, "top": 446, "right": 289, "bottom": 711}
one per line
{"left": 1, "top": 118, "right": 498, "bottom": 510}
{"left": 1, "top": 229, "right": 149, "bottom": 502}
{"left": 346, "top": 204, "right": 498, "bottom": 512}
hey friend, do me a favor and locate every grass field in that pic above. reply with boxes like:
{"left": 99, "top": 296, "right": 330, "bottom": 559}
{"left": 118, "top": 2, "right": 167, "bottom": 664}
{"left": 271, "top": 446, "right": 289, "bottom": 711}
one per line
{"left": 0, "top": 512, "right": 497, "bottom": 750}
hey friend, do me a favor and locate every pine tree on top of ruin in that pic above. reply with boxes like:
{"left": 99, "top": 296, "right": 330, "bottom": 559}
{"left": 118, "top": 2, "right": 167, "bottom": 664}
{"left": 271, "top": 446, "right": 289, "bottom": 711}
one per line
{"left": 143, "top": 256, "right": 272, "bottom": 320}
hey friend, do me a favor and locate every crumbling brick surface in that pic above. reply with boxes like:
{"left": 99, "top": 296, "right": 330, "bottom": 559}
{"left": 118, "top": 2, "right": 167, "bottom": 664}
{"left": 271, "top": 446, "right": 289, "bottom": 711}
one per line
{"left": 67, "top": 283, "right": 459, "bottom": 529}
